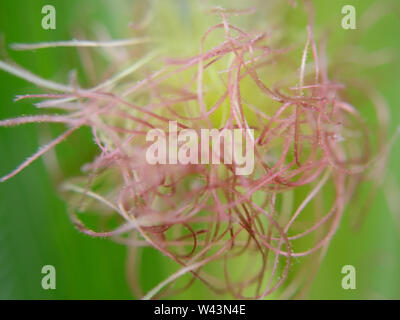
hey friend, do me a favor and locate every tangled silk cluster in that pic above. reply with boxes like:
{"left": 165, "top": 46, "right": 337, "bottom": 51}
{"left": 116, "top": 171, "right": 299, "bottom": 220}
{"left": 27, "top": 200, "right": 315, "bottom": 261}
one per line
{"left": 0, "top": 6, "right": 389, "bottom": 299}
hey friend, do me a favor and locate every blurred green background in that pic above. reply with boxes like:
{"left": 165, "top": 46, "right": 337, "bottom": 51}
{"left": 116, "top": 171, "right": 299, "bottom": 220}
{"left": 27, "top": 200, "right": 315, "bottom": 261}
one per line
{"left": 0, "top": 0, "right": 399, "bottom": 299}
